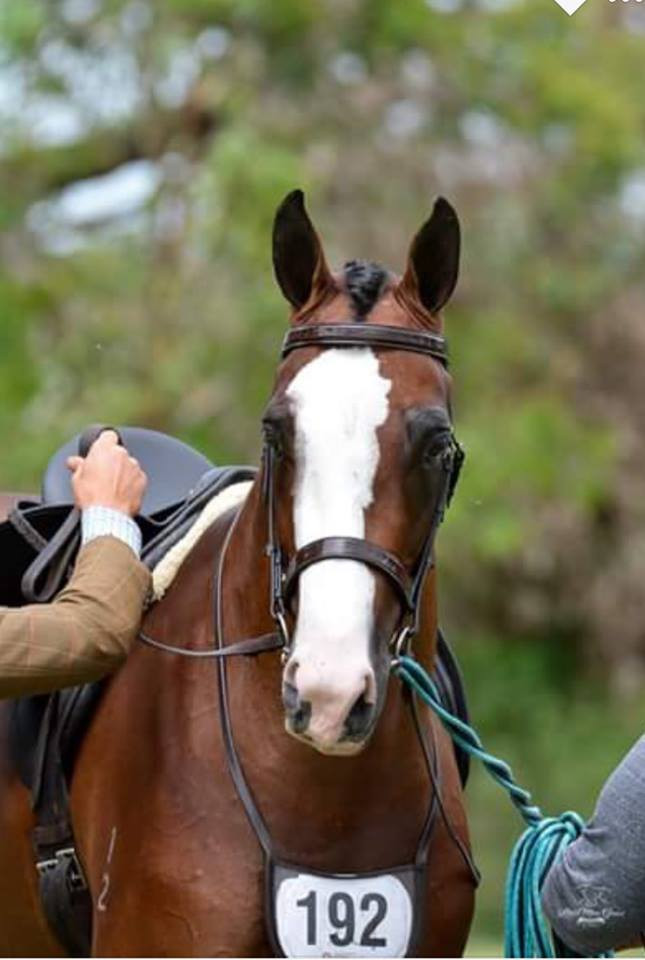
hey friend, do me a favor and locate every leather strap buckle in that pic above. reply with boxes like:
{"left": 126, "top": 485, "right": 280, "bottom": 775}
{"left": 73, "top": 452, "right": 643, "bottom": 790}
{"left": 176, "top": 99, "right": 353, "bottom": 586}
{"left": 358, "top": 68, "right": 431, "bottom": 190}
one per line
{"left": 391, "top": 625, "right": 415, "bottom": 662}
{"left": 37, "top": 847, "right": 88, "bottom": 893}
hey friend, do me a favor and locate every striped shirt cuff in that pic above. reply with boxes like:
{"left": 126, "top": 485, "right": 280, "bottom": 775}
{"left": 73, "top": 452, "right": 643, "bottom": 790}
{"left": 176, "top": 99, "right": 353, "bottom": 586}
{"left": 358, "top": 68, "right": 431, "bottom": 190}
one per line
{"left": 81, "top": 506, "right": 142, "bottom": 558}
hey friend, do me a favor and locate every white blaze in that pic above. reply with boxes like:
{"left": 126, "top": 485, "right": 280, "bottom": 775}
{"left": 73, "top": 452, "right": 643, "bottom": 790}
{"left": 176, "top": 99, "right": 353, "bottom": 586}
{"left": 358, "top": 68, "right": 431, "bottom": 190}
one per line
{"left": 285, "top": 348, "right": 391, "bottom": 750}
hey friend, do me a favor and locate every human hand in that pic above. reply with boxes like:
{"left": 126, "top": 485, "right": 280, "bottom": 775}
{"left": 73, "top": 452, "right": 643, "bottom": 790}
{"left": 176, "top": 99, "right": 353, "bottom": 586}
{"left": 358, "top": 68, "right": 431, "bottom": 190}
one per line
{"left": 66, "top": 430, "right": 147, "bottom": 517}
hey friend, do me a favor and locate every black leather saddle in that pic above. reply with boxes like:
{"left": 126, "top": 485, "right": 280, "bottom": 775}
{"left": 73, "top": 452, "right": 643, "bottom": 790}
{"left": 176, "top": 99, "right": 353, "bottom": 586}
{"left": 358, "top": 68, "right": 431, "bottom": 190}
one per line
{"left": 0, "top": 427, "right": 255, "bottom": 607}
{"left": 42, "top": 426, "right": 214, "bottom": 513}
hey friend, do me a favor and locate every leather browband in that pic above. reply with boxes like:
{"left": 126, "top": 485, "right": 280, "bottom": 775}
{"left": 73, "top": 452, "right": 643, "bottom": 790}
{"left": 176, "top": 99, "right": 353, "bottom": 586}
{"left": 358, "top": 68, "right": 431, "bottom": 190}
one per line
{"left": 281, "top": 324, "right": 448, "bottom": 365}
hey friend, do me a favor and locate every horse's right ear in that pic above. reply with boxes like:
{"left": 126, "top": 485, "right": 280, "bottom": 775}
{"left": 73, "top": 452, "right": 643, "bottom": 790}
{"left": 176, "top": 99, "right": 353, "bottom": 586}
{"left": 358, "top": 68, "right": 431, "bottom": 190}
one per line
{"left": 272, "top": 190, "right": 332, "bottom": 310}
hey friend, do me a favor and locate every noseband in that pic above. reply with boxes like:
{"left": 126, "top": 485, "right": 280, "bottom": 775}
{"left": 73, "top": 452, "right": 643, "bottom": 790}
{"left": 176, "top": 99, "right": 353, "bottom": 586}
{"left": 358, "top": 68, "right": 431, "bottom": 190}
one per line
{"left": 265, "top": 323, "right": 464, "bottom": 664}
{"left": 139, "top": 322, "right": 464, "bottom": 663}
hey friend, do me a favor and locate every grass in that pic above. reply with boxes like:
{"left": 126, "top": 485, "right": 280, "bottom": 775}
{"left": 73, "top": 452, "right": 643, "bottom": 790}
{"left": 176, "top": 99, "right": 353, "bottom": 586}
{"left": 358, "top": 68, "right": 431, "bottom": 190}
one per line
{"left": 465, "top": 936, "right": 504, "bottom": 957}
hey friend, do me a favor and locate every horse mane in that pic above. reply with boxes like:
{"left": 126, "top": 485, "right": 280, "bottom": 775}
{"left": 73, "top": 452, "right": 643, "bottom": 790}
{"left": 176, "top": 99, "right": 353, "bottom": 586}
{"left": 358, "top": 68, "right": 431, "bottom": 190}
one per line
{"left": 343, "top": 260, "right": 389, "bottom": 319}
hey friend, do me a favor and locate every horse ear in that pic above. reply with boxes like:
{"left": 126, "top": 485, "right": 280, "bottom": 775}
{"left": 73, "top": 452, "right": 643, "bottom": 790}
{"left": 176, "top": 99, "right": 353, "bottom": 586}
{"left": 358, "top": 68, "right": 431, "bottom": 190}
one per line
{"left": 272, "top": 190, "right": 331, "bottom": 310}
{"left": 399, "top": 197, "right": 460, "bottom": 316}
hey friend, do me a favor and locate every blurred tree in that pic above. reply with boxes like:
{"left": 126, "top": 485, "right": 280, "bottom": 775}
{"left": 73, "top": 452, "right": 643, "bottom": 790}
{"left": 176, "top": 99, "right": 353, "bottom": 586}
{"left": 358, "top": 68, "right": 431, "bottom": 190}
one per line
{"left": 2, "top": 0, "right": 644, "bottom": 689}
{"left": 4, "top": 0, "right": 645, "bottom": 939}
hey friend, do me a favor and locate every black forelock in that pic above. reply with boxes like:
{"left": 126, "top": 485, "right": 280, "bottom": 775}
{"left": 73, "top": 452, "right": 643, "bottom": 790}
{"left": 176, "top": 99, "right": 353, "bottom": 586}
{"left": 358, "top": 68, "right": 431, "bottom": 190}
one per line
{"left": 343, "top": 260, "right": 389, "bottom": 319}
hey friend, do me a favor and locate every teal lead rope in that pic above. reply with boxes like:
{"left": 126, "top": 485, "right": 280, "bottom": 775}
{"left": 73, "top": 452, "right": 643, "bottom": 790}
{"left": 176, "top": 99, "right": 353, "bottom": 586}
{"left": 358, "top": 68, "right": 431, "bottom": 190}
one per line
{"left": 395, "top": 655, "right": 611, "bottom": 959}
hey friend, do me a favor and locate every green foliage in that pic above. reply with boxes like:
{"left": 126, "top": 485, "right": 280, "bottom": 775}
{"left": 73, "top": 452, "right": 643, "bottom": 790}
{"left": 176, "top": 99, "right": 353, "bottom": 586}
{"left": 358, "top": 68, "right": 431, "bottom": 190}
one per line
{"left": 0, "top": 0, "right": 46, "bottom": 55}
{"left": 448, "top": 393, "right": 614, "bottom": 559}
{"left": 204, "top": 126, "right": 307, "bottom": 267}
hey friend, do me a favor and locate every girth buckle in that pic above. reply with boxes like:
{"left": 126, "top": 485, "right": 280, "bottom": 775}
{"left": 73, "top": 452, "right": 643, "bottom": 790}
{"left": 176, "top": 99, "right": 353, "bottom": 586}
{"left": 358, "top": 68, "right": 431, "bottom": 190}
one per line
{"left": 36, "top": 847, "right": 88, "bottom": 893}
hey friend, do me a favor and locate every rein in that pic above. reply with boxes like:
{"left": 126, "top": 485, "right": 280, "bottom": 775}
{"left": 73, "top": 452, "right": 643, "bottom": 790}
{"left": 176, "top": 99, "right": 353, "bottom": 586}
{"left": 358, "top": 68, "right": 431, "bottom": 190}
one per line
{"left": 138, "top": 630, "right": 283, "bottom": 658}
{"left": 139, "top": 321, "right": 464, "bottom": 664}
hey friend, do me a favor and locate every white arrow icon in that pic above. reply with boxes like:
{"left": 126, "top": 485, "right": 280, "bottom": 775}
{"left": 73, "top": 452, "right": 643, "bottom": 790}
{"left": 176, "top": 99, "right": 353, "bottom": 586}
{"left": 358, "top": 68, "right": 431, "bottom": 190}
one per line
{"left": 552, "top": 0, "right": 588, "bottom": 14}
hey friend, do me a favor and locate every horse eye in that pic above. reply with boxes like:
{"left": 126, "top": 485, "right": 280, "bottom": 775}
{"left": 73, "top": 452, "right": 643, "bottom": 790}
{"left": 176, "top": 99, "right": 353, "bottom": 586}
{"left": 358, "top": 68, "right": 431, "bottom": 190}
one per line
{"left": 406, "top": 408, "right": 452, "bottom": 466}
{"left": 422, "top": 430, "right": 452, "bottom": 463}
{"left": 262, "top": 411, "right": 292, "bottom": 458}
{"left": 263, "top": 421, "right": 283, "bottom": 450}
{"left": 421, "top": 430, "right": 450, "bottom": 467}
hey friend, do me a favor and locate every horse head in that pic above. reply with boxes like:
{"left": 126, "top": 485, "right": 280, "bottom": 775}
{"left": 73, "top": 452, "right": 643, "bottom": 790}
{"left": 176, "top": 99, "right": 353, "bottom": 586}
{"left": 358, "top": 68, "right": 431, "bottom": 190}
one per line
{"left": 264, "top": 190, "right": 461, "bottom": 756}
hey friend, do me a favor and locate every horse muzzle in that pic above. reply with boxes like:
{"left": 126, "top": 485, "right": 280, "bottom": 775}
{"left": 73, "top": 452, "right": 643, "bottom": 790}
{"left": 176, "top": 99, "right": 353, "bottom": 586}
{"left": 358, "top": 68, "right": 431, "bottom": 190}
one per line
{"left": 281, "top": 661, "right": 378, "bottom": 755}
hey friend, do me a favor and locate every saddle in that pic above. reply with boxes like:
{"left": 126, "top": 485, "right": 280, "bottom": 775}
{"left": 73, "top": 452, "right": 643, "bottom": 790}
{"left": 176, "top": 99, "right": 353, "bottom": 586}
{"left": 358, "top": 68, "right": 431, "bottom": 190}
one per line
{"left": 4, "top": 426, "right": 470, "bottom": 958}
{"left": 0, "top": 426, "right": 253, "bottom": 608}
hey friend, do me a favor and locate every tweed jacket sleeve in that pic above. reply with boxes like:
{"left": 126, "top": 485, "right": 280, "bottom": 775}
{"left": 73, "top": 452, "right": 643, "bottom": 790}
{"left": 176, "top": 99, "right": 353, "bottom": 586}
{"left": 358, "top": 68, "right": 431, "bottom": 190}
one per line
{"left": 0, "top": 537, "right": 151, "bottom": 698}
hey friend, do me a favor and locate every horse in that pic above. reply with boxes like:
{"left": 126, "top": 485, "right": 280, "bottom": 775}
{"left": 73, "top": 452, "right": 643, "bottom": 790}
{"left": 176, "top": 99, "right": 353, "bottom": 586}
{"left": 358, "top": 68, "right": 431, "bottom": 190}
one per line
{"left": 0, "top": 190, "right": 478, "bottom": 957}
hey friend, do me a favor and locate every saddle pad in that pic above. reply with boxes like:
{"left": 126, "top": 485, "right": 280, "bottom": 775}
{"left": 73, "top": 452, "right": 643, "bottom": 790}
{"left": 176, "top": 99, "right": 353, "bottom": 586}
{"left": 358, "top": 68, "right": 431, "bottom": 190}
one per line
{"left": 151, "top": 480, "right": 253, "bottom": 600}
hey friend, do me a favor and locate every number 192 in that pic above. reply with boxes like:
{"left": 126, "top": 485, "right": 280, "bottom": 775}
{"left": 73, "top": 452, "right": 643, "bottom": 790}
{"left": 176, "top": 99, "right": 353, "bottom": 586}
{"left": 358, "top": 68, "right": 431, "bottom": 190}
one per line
{"left": 296, "top": 890, "right": 387, "bottom": 948}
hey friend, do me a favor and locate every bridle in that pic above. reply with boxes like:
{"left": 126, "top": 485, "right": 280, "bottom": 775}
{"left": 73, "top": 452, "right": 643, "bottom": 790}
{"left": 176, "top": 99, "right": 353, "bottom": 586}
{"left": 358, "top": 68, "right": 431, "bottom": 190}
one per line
{"left": 138, "top": 320, "right": 479, "bottom": 892}
{"left": 139, "top": 322, "right": 464, "bottom": 663}
{"left": 266, "top": 322, "right": 463, "bottom": 665}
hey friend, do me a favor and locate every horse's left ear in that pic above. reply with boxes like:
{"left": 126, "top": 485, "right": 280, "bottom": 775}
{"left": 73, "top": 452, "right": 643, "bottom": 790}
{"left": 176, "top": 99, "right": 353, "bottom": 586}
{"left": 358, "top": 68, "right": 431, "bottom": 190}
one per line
{"left": 399, "top": 197, "right": 460, "bottom": 316}
{"left": 272, "top": 189, "right": 332, "bottom": 311}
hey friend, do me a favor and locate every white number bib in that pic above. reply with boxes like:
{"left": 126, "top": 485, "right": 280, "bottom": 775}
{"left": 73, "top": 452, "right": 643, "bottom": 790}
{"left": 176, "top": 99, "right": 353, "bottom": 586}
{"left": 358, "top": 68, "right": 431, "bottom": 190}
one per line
{"left": 271, "top": 865, "right": 415, "bottom": 957}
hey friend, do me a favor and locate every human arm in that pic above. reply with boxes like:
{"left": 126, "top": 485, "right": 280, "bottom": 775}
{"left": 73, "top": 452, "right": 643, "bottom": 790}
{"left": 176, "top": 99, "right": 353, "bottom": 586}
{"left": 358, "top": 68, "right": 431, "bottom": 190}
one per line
{"left": 0, "top": 537, "right": 150, "bottom": 696}
{"left": 0, "top": 430, "right": 150, "bottom": 697}
{"left": 541, "top": 735, "right": 645, "bottom": 955}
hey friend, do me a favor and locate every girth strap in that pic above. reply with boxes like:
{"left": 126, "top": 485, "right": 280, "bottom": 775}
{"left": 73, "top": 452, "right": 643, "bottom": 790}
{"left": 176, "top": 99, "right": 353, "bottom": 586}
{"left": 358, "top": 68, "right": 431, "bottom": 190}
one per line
{"left": 284, "top": 536, "right": 414, "bottom": 611}
{"left": 31, "top": 693, "right": 91, "bottom": 958}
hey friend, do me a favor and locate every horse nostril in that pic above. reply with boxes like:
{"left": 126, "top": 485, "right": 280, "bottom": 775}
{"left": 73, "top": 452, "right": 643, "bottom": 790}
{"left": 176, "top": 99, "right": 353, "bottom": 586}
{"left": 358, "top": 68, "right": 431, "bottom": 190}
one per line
{"left": 291, "top": 700, "right": 312, "bottom": 734}
{"left": 283, "top": 657, "right": 299, "bottom": 687}
{"left": 282, "top": 681, "right": 299, "bottom": 713}
{"left": 344, "top": 693, "right": 374, "bottom": 739}
{"left": 282, "top": 682, "right": 312, "bottom": 734}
